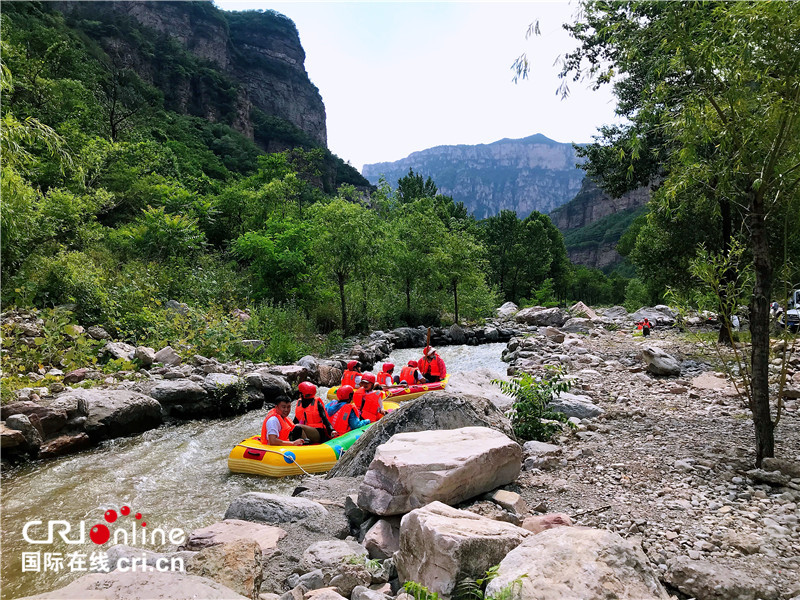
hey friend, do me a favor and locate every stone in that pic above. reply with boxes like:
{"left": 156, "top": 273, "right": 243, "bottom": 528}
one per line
{"left": 541, "top": 327, "right": 565, "bottom": 343}
{"left": 16, "top": 570, "right": 249, "bottom": 599}
{"left": 522, "top": 440, "right": 561, "bottom": 456}
{"left": 134, "top": 346, "right": 157, "bottom": 368}
{"left": 242, "top": 340, "right": 265, "bottom": 351}
{"left": 352, "top": 587, "right": 390, "bottom": 600}
{"left": 187, "top": 539, "right": 262, "bottom": 600}
{"left": 561, "top": 318, "right": 593, "bottom": 333}
{"left": 747, "top": 468, "right": 790, "bottom": 486}
{"left": 105, "top": 545, "right": 171, "bottom": 571}
{"left": 329, "top": 563, "right": 372, "bottom": 597}
{"left": 56, "top": 389, "right": 162, "bottom": 442}
{"left": 448, "top": 323, "right": 467, "bottom": 344}
{"left": 154, "top": 346, "right": 182, "bottom": 366}
{"left": 224, "top": 492, "right": 328, "bottom": 524}
{"left": 328, "top": 393, "right": 514, "bottom": 479}
{"left": 641, "top": 346, "right": 681, "bottom": 376}
{"left": 268, "top": 365, "right": 310, "bottom": 384}
{"left": 515, "top": 307, "right": 567, "bottom": 327}
{"left": 602, "top": 306, "right": 628, "bottom": 320}
{"left": 5, "top": 414, "right": 43, "bottom": 450}
{"left": 569, "top": 301, "right": 599, "bottom": 320}
{"left": 488, "top": 490, "right": 527, "bottom": 516}
{"left": 1, "top": 400, "right": 68, "bottom": 435}
{"left": 63, "top": 368, "right": 88, "bottom": 384}
{"left": 691, "top": 371, "right": 730, "bottom": 390}
{"left": 101, "top": 341, "right": 136, "bottom": 361}
{"left": 364, "top": 518, "right": 401, "bottom": 560}
{"left": 551, "top": 392, "right": 604, "bottom": 419}
{"left": 485, "top": 527, "right": 670, "bottom": 600}
{"left": 150, "top": 380, "right": 208, "bottom": 405}
{"left": 358, "top": 427, "right": 522, "bottom": 516}
{"left": 666, "top": 556, "right": 779, "bottom": 600}
{"left": 39, "top": 433, "right": 91, "bottom": 458}
{"left": 395, "top": 502, "right": 530, "bottom": 598}
{"left": 165, "top": 299, "right": 190, "bottom": 315}
{"left": 496, "top": 302, "right": 519, "bottom": 319}
{"left": 298, "top": 570, "right": 325, "bottom": 591}
{"left": 0, "top": 422, "right": 26, "bottom": 449}
{"left": 87, "top": 325, "right": 111, "bottom": 340}
{"left": 441, "top": 369, "right": 515, "bottom": 411}
{"left": 521, "top": 513, "right": 573, "bottom": 534}
{"left": 344, "top": 494, "right": 367, "bottom": 530}
{"left": 317, "top": 364, "right": 343, "bottom": 387}
{"left": 388, "top": 327, "right": 427, "bottom": 348}
{"left": 761, "top": 457, "right": 800, "bottom": 478}
{"left": 203, "top": 373, "right": 241, "bottom": 393}
{"left": 245, "top": 369, "right": 292, "bottom": 401}
{"left": 631, "top": 307, "right": 676, "bottom": 326}
{"left": 183, "top": 519, "right": 286, "bottom": 554}
{"left": 304, "top": 589, "right": 348, "bottom": 600}
{"left": 301, "top": 540, "right": 367, "bottom": 571}
{"left": 297, "top": 355, "right": 319, "bottom": 380}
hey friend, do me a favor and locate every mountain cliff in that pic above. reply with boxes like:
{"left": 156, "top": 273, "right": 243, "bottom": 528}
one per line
{"left": 550, "top": 178, "right": 650, "bottom": 270}
{"left": 53, "top": 1, "right": 327, "bottom": 150}
{"left": 362, "top": 134, "right": 585, "bottom": 219}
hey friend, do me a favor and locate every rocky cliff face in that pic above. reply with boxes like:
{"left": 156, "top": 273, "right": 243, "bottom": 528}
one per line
{"left": 550, "top": 178, "right": 649, "bottom": 231}
{"left": 362, "top": 134, "right": 585, "bottom": 219}
{"left": 54, "top": 1, "right": 326, "bottom": 147}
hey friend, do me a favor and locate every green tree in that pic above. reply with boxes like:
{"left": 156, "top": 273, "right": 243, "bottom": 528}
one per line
{"left": 397, "top": 168, "right": 438, "bottom": 204}
{"left": 558, "top": 1, "right": 800, "bottom": 465}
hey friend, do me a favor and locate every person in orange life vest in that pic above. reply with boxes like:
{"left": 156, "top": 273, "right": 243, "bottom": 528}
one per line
{"left": 340, "top": 360, "right": 362, "bottom": 388}
{"left": 325, "top": 385, "right": 370, "bottom": 434}
{"left": 376, "top": 363, "right": 395, "bottom": 387}
{"left": 261, "top": 396, "right": 308, "bottom": 446}
{"left": 418, "top": 346, "right": 446, "bottom": 382}
{"left": 352, "top": 373, "right": 386, "bottom": 422}
{"left": 293, "top": 381, "right": 338, "bottom": 443}
{"left": 399, "top": 360, "right": 425, "bottom": 385}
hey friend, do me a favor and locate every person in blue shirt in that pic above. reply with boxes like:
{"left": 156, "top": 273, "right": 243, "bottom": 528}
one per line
{"left": 325, "top": 385, "right": 370, "bottom": 433}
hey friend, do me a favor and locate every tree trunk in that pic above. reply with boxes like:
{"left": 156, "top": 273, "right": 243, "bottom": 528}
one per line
{"left": 405, "top": 279, "right": 411, "bottom": 313}
{"left": 337, "top": 272, "right": 348, "bottom": 334}
{"left": 452, "top": 278, "right": 459, "bottom": 324}
{"left": 718, "top": 195, "right": 734, "bottom": 346}
{"left": 749, "top": 191, "right": 774, "bottom": 467}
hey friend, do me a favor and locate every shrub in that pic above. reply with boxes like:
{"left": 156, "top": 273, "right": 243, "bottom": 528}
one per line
{"left": 493, "top": 366, "right": 573, "bottom": 441}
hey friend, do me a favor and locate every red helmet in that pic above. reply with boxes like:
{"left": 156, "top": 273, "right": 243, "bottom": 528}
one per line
{"left": 346, "top": 360, "right": 358, "bottom": 370}
{"left": 382, "top": 363, "right": 394, "bottom": 373}
{"left": 336, "top": 385, "right": 354, "bottom": 401}
{"left": 361, "top": 373, "right": 376, "bottom": 385}
{"left": 298, "top": 381, "right": 317, "bottom": 398}
{"left": 408, "top": 360, "right": 418, "bottom": 368}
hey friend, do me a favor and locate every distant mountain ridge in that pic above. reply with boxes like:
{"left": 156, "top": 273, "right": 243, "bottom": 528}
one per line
{"left": 362, "top": 134, "right": 586, "bottom": 219}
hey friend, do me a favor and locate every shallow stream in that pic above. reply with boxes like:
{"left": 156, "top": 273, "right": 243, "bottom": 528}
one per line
{"left": 0, "top": 343, "right": 507, "bottom": 598}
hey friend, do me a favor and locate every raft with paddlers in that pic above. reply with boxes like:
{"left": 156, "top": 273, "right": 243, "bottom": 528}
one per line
{"left": 228, "top": 400, "right": 399, "bottom": 477}
{"left": 326, "top": 374, "right": 450, "bottom": 403}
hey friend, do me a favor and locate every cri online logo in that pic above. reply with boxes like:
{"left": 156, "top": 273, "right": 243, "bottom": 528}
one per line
{"left": 23, "top": 505, "right": 186, "bottom": 546}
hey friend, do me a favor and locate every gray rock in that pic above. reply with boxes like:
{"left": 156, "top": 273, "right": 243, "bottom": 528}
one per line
{"left": 241, "top": 339, "right": 265, "bottom": 350}
{"left": 602, "top": 306, "right": 629, "bottom": 320}
{"left": 301, "top": 540, "right": 367, "bottom": 571}
{"left": 297, "top": 355, "right": 319, "bottom": 380}
{"left": 388, "top": 327, "right": 427, "bottom": 348}
{"left": 203, "top": 373, "right": 241, "bottom": 393}
{"left": 496, "top": 302, "right": 519, "bottom": 319}
{"left": 352, "top": 586, "right": 390, "bottom": 600}
{"left": 448, "top": 323, "right": 467, "bottom": 344}
{"left": 551, "top": 392, "right": 604, "bottom": 419}
{"left": 329, "top": 564, "right": 372, "bottom": 597}
{"left": 224, "top": 492, "right": 328, "bottom": 524}
{"left": 154, "top": 346, "right": 182, "bottom": 366}
{"left": 183, "top": 519, "right": 286, "bottom": 554}
{"left": 245, "top": 369, "right": 292, "bottom": 401}
{"left": 632, "top": 307, "right": 676, "bottom": 326}
{"left": 165, "top": 299, "right": 190, "bottom": 315}
{"left": 641, "top": 346, "right": 681, "bottom": 376}
{"left": 515, "top": 307, "right": 567, "bottom": 327}
{"left": 1, "top": 400, "right": 68, "bottom": 436}
{"left": 55, "top": 389, "right": 162, "bottom": 442}
{"left": 666, "top": 556, "right": 779, "bottom": 600}
{"left": 327, "top": 393, "right": 515, "bottom": 479}
{"left": 298, "top": 570, "right": 325, "bottom": 591}
{"left": 364, "top": 518, "right": 401, "bottom": 560}
{"left": 150, "top": 380, "right": 208, "bottom": 405}
{"left": 5, "top": 414, "right": 42, "bottom": 450}
{"left": 87, "top": 325, "right": 111, "bottom": 340}
{"left": 134, "top": 346, "right": 156, "bottom": 368}
{"left": 102, "top": 341, "right": 136, "bottom": 361}
{"left": 561, "top": 318, "right": 593, "bottom": 333}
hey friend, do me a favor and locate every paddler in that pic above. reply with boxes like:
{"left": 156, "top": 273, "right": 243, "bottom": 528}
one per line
{"left": 340, "top": 360, "right": 362, "bottom": 387}
{"left": 293, "top": 381, "right": 338, "bottom": 443}
{"left": 399, "top": 360, "right": 425, "bottom": 385}
{"left": 261, "top": 396, "right": 309, "bottom": 446}
{"left": 325, "top": 385, "right": 370, "bottom": 434}
{"left": 418, "top": 346, "right": 446, "bottom": 382}
{"left": 352, "top": 373, "right": 386, "bottom": 422}
{"left": 376, "top": 363, "right": 395, "bottom": 386}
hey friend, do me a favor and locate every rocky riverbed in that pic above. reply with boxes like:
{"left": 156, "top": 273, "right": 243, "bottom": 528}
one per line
{"left": 3, "top": 303, "right": 800, "bottom": 600}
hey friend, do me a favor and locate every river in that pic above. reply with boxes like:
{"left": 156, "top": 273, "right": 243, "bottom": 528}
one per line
{"left": 0, "top": 343, "right": 508, "bottom": 599}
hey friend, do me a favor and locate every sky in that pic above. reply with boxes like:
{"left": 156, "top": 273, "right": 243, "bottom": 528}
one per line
{"left": 215, "top": 1, "right": 621, "bottom": 172}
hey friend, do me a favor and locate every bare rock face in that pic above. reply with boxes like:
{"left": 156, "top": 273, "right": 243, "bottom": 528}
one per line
{"left": 15, "top": 570, "right": 248, "bottom": 599}
{"left": 484, "top": 527, "right": 670, "bottom": 600}
{"left": 394, "top": 502, "right": 530, "bottom": 599}
{"left": 357, "top": 427, "right": 522, "bottom": 516}
{"left": 327, "top": 393, "right": 514, "bottom": 479}
{"left": 641, "top": 346, "right": 681, "bottom": 376}
{"left": 187, "top": 539, "right": 262, "bottom": 600}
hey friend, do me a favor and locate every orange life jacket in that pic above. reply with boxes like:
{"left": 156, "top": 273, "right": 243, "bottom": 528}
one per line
{"left": 295, "top": 397, "right": 327, "bottom": 429}
{"left": 419, "top": 355, "right": 445, "bottom": 378}
{"left": 353, "top": 389, "right": 384, "bottom": 422}
{"left": 399, "top": 366, "right": 418, "bottom": 384}
{"left": 376, "top": 371, "right": 393, "bottom": 386}
{"left": 341, "top": 370, "right": 359, "bottom": 387}
{"left": 330, "top": 403, "right": 360, "bottom": 434}
{"left": 261, "top": 407, "right": 294, "bottom": 444}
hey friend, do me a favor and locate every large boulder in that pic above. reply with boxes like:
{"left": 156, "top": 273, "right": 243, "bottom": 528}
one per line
{"left": 16, "top": 570, "right": 248, "bottom": 599}
{"left": 328, "top": 393, "right": 514, "bottom": 479}
{"left": 1, "top": 400, "right": 68, "bottom": 436}
{"left": 224, "top": 492, "right": 328, "bottom": 524}
{"left": 569, "top": 301, "right": 599, "bottom": 320}
{"left": 49, "top": 389, "right": 162, "bottom": 442}
{"left": 442, "top": 369, "right": 515, "bottom": 411}
{"left": 0, "top": 421, "right": 27, "bottom": 449}
{"left": 388, "top": 327, "right": 427, "bottom": 348}
{"left": 641, "top": 346, "right": 681, "bottom": 376}
{"left": 150, "top": 380, "right": 209, "bottom": 412}
{"left": 358, "top": 427, "right": 522, "bottom": 516}
{"left": 602, "top": 306, "right": 629, "bottom": 320}
{"left": 154, "top": 345, "right": 182, "bottom": 366}
{"left": 551, "top": 392, "right": 604, "bottom": 419}
{"left": 187, "top": 539, "right": 262, "bottom": 600}
{"left": 561, "top": 318, "right": 593, "bottom": 333}
{"left": 183, "top": 519, "right": 286, "bottom": 554}
{"left": 395, "top": 502, "right": 530, "bottom": 598}
{"left": 484, "top": 527, "right": 670, "bottom": 600}
{"left": 101, "top": 341, "right": 135, "bottom": 361}
{"left": 497, "top": 302, "right": 520, "bottom": 319}
{"left": 632, "top": 307, "right": 676, "bottom": 326}
{"left": 665, "top": 557, "right": 779, "bottom": 600}
{"left": 515, "top": 307, "right": 567, "bottom": 327}
{"left": 244, "top": 369, "right": 292, "bottom": 402}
